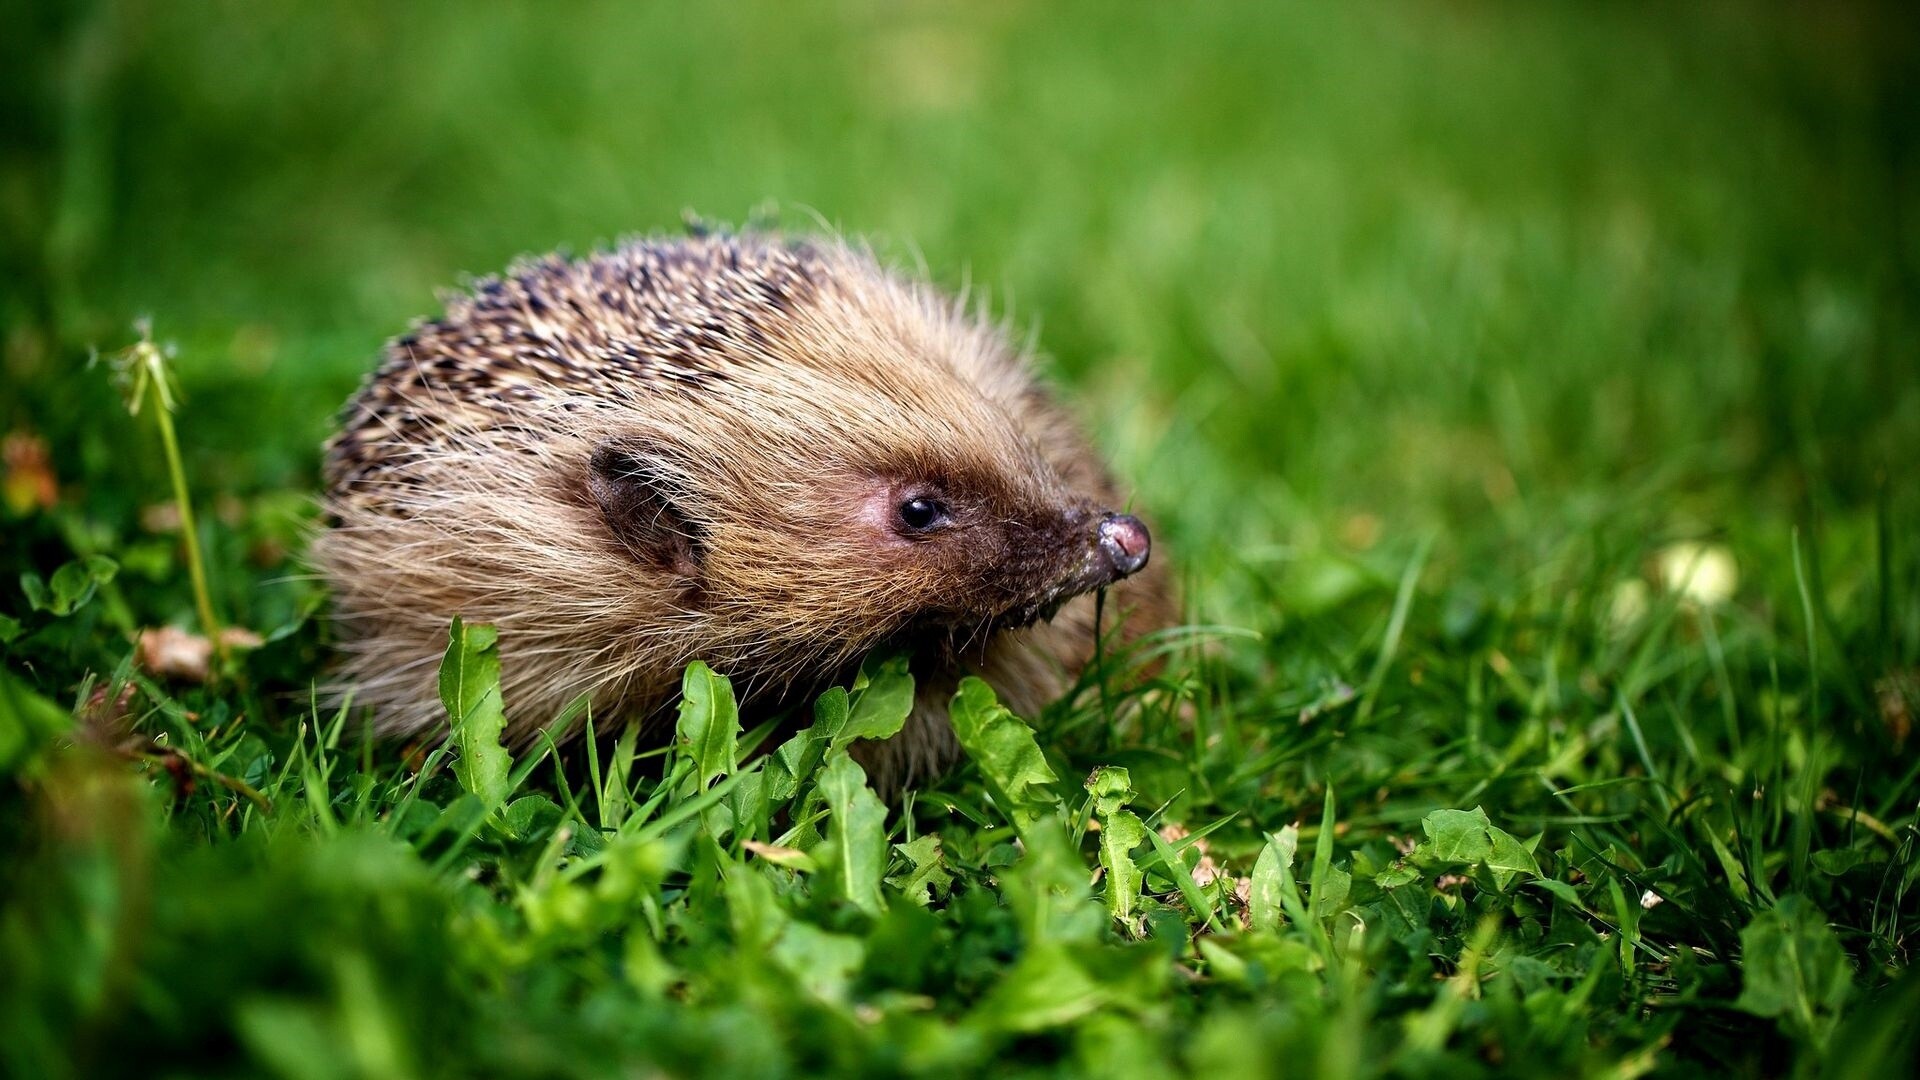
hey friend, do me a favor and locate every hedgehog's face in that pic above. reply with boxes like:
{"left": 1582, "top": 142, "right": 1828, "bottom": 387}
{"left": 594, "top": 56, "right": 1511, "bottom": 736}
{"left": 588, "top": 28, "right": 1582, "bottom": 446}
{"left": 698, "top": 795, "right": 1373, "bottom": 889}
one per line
{"left": 851, "top": 472, "right": 1152, "bottom": 636}
{"left": 585, "top": 432, "right": 1151, "bottom": 654}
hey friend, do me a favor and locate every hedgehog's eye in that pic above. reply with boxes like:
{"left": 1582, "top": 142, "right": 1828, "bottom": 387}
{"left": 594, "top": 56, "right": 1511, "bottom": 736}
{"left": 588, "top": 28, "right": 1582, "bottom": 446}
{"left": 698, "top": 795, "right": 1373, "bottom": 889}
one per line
{"left": 895, "top": 496, "right": 950, "bottom": 534}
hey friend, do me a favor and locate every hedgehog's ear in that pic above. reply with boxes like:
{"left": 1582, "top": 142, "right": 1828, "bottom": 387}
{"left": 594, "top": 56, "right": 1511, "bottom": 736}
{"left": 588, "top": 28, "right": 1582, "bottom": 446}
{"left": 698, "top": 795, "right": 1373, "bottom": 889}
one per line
{"left": 587, "top": 441, "right": 704, "bottom": 581}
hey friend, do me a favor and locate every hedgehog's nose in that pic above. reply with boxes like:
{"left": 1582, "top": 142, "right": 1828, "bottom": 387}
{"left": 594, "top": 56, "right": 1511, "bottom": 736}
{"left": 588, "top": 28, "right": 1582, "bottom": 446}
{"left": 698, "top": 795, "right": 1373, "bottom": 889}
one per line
{"left": 1097, "top": 513, "right": 1151, "bottom": 577}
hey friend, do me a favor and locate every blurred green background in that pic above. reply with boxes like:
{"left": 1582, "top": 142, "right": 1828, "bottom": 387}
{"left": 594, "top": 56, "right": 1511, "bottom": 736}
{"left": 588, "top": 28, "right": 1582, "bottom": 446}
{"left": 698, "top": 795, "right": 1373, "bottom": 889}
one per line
{"left": 5, "top": 2, "right": 1920, "bottom": 1076}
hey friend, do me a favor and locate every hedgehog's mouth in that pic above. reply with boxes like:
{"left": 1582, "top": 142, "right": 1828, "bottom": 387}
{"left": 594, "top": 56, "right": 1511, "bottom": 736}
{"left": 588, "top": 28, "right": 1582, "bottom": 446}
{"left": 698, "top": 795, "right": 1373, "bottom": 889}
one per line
{"left": 895, "top": 595, "right": 1062, "bottom": 646}
{"left": 891, "top": 585, "right": 1079, "bottom": 654}
{"left": 996, "top": 594, "right": 1075, "bottom": 631}
{"left": 894, "top": 510, "right": 1151, "bottom": 646}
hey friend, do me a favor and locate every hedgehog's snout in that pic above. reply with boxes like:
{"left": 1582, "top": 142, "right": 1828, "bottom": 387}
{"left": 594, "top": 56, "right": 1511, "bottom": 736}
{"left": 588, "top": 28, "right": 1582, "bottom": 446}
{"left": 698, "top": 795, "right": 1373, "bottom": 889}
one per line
{"left": 1097, "top": 513, "right": 1151, "bottom": 577}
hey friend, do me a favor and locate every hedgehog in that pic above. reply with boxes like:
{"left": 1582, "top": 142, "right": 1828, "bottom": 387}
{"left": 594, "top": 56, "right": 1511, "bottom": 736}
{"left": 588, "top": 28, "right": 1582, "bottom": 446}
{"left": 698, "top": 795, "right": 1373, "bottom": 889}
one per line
{"left": 314, "top": 231, "right": 1169, "bottom": 790}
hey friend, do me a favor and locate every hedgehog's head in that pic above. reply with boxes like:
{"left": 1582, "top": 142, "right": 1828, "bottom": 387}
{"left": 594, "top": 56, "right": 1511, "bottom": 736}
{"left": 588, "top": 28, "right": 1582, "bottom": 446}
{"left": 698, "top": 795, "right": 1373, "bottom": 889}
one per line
{"left": 579, "top": 244, "right": 1150, "bottom": 669}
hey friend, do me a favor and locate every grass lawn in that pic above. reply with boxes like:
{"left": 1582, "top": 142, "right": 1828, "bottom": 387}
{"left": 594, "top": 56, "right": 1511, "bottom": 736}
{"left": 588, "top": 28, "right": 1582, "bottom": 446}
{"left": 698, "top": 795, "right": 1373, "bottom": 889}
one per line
{"left": 4, "top": 2, "right": 1918, "bottom": 1076}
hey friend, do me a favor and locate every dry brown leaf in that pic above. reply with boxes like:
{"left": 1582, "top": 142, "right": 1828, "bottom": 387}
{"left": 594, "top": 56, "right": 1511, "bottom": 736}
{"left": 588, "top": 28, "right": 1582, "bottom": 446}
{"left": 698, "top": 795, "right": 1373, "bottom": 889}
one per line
{"left": 136, "top": 625, "right": 264, "bottom": 683}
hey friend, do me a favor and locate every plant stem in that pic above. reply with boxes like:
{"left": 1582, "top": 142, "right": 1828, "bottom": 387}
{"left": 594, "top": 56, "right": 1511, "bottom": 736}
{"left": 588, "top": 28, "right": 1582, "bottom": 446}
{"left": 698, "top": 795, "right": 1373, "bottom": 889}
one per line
{"left": 149, "top": 375, "right": 224, "bottom": 670}
{"left": 132, "top": 747, "right": 271, "bottom": 814}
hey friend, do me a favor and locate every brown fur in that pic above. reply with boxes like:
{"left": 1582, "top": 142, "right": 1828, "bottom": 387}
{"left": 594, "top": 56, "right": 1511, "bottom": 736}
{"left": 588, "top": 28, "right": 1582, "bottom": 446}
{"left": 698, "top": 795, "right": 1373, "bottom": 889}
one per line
{"left": 315, "top": 233, "right": 1169, "bottom": 790}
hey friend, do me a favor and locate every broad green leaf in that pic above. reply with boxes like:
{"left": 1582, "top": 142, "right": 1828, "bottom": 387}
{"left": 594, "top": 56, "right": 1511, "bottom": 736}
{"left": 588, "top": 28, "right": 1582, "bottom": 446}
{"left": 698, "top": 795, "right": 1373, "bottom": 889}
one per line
{"left": 1420, "top": 806, "right": 1494, "bottom": 864}
{"left": 1823, "top": 963, "right": 1920, "bottom": 1079}
{"left": 1811, "top": 848, "right": 1865, "bottom": 876}
{"left": 1528, "top": 878, "right": 1590, "bottom": 912}
{"left": 862, "top": 900, "right": 943, "bottom": 989}
{"left": 727, "top": 770, "right": 770, "bottom": 841}
{"left": 816, "top": 752, "right": 888, "bottom": 916}
{"left": 948, "top": 676, "right": 1059, "bottom": 836}
{"left": 1085, "top": 764, "right": 1134, "bottom": 818}
{"left": 1736, "top": 894, "right": 1853, "bottom": 1047}
{"left": 674, "top": 660, "right": 739, "bottom": 789}
{"left": 1249, "top": 827, "right": 1298, "bottom": 932}
{"left": 974, "top": 943, "right": 1108, "bottom": 1032}
{"left": 1200, "top": 935, "right": 1322, "bottom": 987}
{"left": 19, "top": 572, "right": 49, "bottom": 612}
{"left": 1314, "top": 867, "right": 1352, "bottom": 913}
{"left": 439, "top": 617, "right": 511, "bottom": 809}
{"left": 501, "top": 794, "right": 562, "bottom": 841}
{"left": 1096, "top": 810, "right": 1149, "bottom": 923}
{"left": 621, "top": 934, "right": 676, "bottom": 999}
{"left": 21, "top": 556, "right": 118, "bottom": 617}
{"left": 0, "top": 613, "right": 21, "bottom": 644}
{"left": 1373, "top": 863, "right": 1421, "bottom": 889}
{"left": 1085, "top": 767, "right": 1147, "bottom": 922}
{"left": 725, "top": 862, "right": 788, "bottom": 952}
{"left": 770, "top": 922, "right": 866, "bottom": 1005}
{"left": 48, "top": 555, "right": 117, "bottom": 615}
{"left": 0, "top": 666, "right": 73, "bottom": 773}
{"left": 1409, "top": 807, "right": 1542, "bottom": 891}
{"left": 1059, "top": 941, "right": 1170, "bottom": 1014}
{"left": 765, "top": 727, "right": 823, "bottom": 805}
{"left": 593, "top": 835, "right": 674, "bottom": 909}
{"left": 764, "top": 687, "right": 843, "bottom": 805}
{"left": 1484, "top": 825, "right": 1542, "bottom": 890}
{"left": 1004, "top": 818, "right": 1104, "bottom": 946}
{"left": 810, "top": 686, "right": 850, "bottom": 745}
{"left": 886, "top": 834, "right": 953, "bottom": 905}
{"left": 833, "top": 653, "right": 914, "bottom": 751}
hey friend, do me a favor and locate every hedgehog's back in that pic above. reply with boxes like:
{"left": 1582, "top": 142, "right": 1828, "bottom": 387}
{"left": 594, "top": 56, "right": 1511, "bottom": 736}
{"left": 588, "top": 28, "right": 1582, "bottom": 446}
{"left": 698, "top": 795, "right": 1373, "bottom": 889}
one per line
{"left": 325, "top": 235, "right": 827, "bottom": 495}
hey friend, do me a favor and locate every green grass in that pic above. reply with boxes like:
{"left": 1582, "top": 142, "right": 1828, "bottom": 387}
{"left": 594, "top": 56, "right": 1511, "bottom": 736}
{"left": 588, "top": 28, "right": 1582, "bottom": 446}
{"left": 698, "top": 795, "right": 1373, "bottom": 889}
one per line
{"left": 4, "top": 2, "right": 1919, "bottom": 1076}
